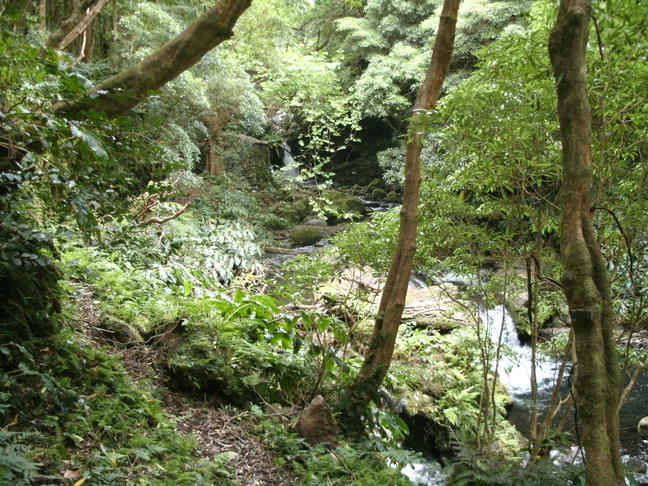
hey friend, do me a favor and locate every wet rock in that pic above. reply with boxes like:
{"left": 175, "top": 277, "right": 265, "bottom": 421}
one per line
{"left": 371, "top": 187, "right": 387, "bottom": 200}
{"left": 624, "top": 455, "right": 648, "bottom": 474}
{"left": 549, "top": 446, "right": 583, "bottom": 466}
{"left": 538, "top": 327, "right": 570, "bottom": 341}
{"left": 303, "top": 217, "right": 328, "bottom": 227}
{"left": 289, "top": 226, "right": 323, "bottom": 246}
{"left": 638, "top": 417, "right": 648, "bottom": 437}
{"left": 385, "top": 190, "right": 400, "bottom": 203}
{"left": 293, "top": 395, "right": 338, "bottom": 447}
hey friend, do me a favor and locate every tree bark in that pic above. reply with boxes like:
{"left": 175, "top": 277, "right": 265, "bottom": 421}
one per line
{"left": 47, "top": 0, "right": 97, "bottom": 48}
{"left": 348, "top": 0, "right": 460, "bottom": 401}
{"left": 56, "top": 0, "right": 252, "bottom": 119}
{"left": 56, "top": 0, "right": 111, "bottom": 51}
{"left": 548, "top": 1, "right": 624, "bottom": 484}
{"left": 39, "top": 0, "right": 47, "bottom": 32}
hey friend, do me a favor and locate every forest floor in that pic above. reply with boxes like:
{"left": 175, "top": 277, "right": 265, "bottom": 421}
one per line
{"left": 73, "top": 282, "right": 300, "bottom": 485}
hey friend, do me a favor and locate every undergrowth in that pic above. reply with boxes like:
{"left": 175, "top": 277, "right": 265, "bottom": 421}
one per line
{"left": 252, "top": 405, "right": 419, "bottom": 486}
{"left": 0, "top": 334, "right": 232, "bottom": 485}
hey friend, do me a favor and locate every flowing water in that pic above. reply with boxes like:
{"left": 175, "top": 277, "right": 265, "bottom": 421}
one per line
{"left": 282, "top": 143, "right": 300, "bottom": 178}
{"left": 481, "top": 305, "right": 648, "bottom": 461}
{"left": 265, "top": 223, "right": 648, "bottom": 483}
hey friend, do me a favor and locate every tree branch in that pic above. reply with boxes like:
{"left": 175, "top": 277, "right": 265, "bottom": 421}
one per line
{"left": 138, "top": 202, "right": 190, "bottom": 226}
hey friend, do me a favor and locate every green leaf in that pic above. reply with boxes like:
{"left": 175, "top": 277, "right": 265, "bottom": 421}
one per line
{"left": 69, "top": 124, "right": 108, "bottom": 158}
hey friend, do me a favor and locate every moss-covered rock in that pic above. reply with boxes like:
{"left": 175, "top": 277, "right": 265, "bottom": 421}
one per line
{"left": 371, "top": 187, "right": 387, "bottom": 200}
{"left": 386, "top": 190, "right": 400, "bottom": 203}
{"left": 262, "top": 213, "right": 291, "bottom": 230}
{"left": 323, "top": 190, "right": 367, "bottom": 224}
{"left": 98, "top": 315, "right": 143, "bottom": 343}
{"left": 289, "top": 226, "right": 324, "bottom": 246}
{"left": 366, "top": 178, "right": 385, "bottom": 193}
{"left": 272, "top": 197, "right": 311, "bottom": 224}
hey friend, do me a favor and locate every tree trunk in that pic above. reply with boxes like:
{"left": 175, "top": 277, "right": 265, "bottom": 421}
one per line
{"left": 47, "top": 0, "right": 97, "bottom": 48}
{"left": 203, "top": 114, "right": 226, "bottom": 175}
{"left": 55, "top": 0, "right": 111, "bottom": 52}
{"left": 39, "top": 0, "right": 47, "bottom": 32}
{"left": 348, "top": 0, "right": 460, "bottom": 402}
{"left": 56, "top": 0, "right": 252, "bottom": 119}
{"left": 548, "top": 1, "right": 624, "bottom": 484}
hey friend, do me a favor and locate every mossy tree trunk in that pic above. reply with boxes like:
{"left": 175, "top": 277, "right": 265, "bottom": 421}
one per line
{"left": 548, "top": 1, "right": 624, "bottom": 484}
{"left": 56, "top": 0, "right": 252, "bottom": 119}
{"left": 203, "top": 114, "right": 226, "bottom": 175}
{"left": 347, "top": 0, "right": 461, "bottom": 404}
{"left": 47, "top": 0, "right": 98, "bottom": 48}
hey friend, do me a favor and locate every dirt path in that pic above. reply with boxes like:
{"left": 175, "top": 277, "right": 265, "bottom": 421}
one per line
{"left": 72, "top": 282, "right": 300, "bottom": 486}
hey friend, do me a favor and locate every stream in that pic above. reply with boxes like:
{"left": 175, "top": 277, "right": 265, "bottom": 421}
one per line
{"left": 488, "top": 304, "right": 648, "bottom": 461}
{"left": 265, "top": 202, "right": 648, "bottom": 484}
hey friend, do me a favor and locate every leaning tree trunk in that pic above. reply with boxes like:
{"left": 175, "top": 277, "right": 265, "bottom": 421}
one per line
{"left": 47, "top": 0, "right": 98, "bottom": 48}
{"left": 56, "top": 0, "right": 252, "bottom": 119}
{"left": 548, "top": 1, "right": 624, "bottom": 484}
{"left": 348, "top": 0, "right": 460, "bottom": 403}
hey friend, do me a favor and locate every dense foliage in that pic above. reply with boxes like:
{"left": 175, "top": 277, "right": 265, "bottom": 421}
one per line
{"left": 1, "top": 0, "right": 645, "bottom": 484}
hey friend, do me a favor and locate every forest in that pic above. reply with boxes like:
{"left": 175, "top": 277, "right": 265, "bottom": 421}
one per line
{"left": 0, "top": 0, "right": 646, "bottom": 485}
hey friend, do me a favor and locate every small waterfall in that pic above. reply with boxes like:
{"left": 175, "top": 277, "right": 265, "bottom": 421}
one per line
{"left": 282, "top": 143, "right": 299, "bottom": 178}
{"left": 480, "top": 305, "right": 557, "bottom": 397}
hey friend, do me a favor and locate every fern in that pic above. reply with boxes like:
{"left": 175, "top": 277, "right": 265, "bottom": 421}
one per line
{"left": 0, "top": 430, "right": 41, "bottom": 484}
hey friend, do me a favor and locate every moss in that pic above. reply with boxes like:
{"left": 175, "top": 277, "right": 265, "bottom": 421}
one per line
{"left": 0, "top": 334, "right": 232, "bottom": 484}
{"left": 98, "top": 314, "right": 143, "bottom": 343}
{"left": 385, "top": 190, "right": 400, "bottom": 203}
{"left": 323, "top": 190, "right": 367, "bottom": 224}
{"left": 366, "top": 178, "right": 385, "bottom": 193}
{"left": 272, "top": 197, "right": 311, "bottom": 224}
{"left": 262, "top": 214, "right": 291, "bottom": 230}
{"left": 289, "top": 226, "right": 323, "bottom": 246}
{"left": 371, "top": 187, "right": 387, "bottom": 200}
{"left": 163, "top": 316, "right": 312, "bottom": 406}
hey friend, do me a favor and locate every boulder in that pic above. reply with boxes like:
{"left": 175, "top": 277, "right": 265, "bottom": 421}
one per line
{"left": 323, "top": 190, "right": 367, "bottom": 224}
{"left": 289, "top": 226, "right": 323, "bottom": 246}
{"left": 624, "top": 456, "right": 648, "bottom": 474}
{"left": 538, "top": 327, "right": 570, "bottom": 341}
{"left": 371, "top": 187, "right": 387, "bottom": 200}
{"left": 293, "top": 395, "right": 338, "bottom": 447}
{"left": 385, "top": 190, "right": 400, "bottom": 203}
{"left": 638, "top": 416, "right": 648, "bottom": 437}
{"left": 98, "top": 315, "right": 143, "bottom": 344}
{"left": 303, "top": 217, "right": 328, "bottom": 227}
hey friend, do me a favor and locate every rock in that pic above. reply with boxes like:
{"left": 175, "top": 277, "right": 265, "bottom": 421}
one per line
{"left": 624, "top": 456, "right": 648, "bottom": 474}
{"left": 98, "top": 315, "right": 143, "bottom": 343}
{"left": 549, "top": 446, "right": 583, "bottom": 466}
{"left": 638, "top": 416, "right": 648, "bottom": 437}
{"left": 293, "top": 395, "right": 338, "bottom": 447}
{"left": 289, "top": 226, "right": 323, "bottom": 246}
{"left": 385, "top": 190, "right": 400, "bottom": 203}
{"left": 323, "top": 190, "right": 367, "bottom": 224}
{"left": 272, "top": 198, "right": 311, "bottom": 224}
{"left": 303, "top": 217, "right": 327, "bottom": 227}
{"left": 371, "top": 187, "right": 387, "bottom": 200}
{"left": 366, "top": 178, "right": 385, "bottom": 193}
{"left": 538, "top": 327, "right": 570, "bottom": 341}
{"left": 511, "top": 291, "right": 529, "bottom": 308}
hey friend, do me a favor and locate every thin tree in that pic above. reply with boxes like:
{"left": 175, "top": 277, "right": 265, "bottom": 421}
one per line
{"left": 56, "top": 0, "right": 252, "bottom": 118}
{"left": 47, "top": 0, "right": 99, "bottom": 48}
{"left": 347, "top": 0, "right": 461, "bottom": 405}
{"left": 548, "top": 0, "right": 624, "bottom": 484}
